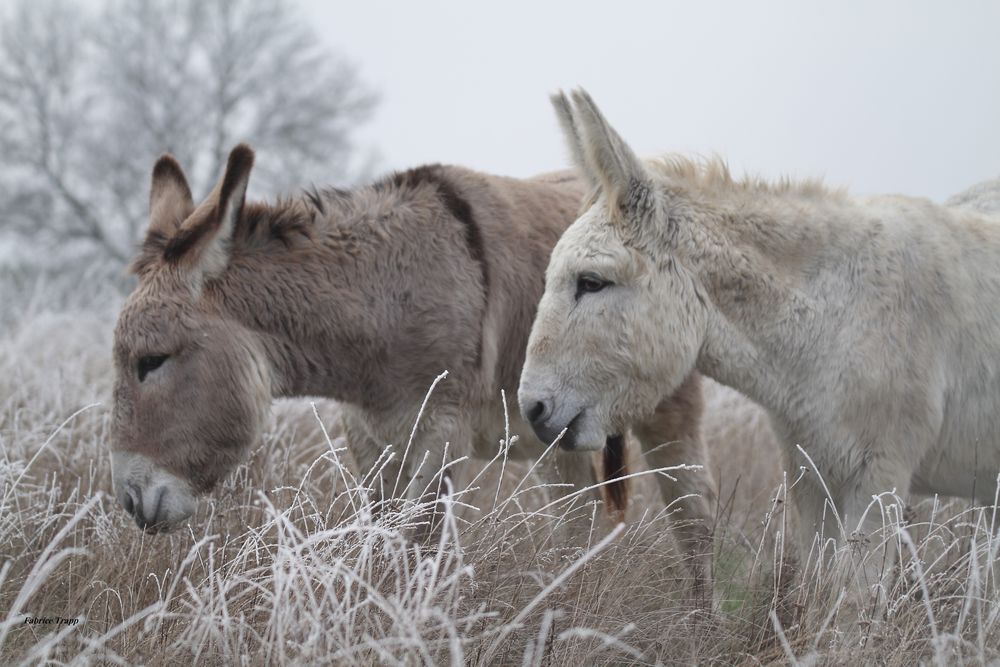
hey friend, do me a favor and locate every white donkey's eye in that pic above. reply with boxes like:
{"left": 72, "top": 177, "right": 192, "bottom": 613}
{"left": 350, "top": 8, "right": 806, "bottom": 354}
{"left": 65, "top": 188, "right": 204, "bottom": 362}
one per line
{"left": 575, "top": 273, "right": 612, "bottom": 300}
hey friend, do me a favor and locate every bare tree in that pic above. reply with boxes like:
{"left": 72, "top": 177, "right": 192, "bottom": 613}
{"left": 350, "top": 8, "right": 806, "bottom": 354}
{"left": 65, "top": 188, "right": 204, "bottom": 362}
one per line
{"left": 0, "top": 0, "right": 376, "bottom": 264}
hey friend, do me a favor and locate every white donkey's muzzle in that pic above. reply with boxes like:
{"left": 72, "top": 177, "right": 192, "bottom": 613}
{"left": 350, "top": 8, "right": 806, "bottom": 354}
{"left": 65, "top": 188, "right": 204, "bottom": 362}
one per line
{"left": 519, "top": 376, "right": 581, "bottom": 450}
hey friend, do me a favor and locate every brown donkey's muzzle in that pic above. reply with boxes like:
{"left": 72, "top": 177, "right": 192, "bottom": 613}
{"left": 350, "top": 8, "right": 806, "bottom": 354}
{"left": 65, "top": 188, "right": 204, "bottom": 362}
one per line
{"left": 112, "top": 451, "right": 197, "bottom": 533}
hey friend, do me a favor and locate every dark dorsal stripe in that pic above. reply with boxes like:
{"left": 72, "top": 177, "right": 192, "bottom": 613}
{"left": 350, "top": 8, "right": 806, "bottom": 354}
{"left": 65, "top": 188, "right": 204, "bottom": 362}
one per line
{"left": 379, "top": 165, "right": 490, "bottom": 368}
{"left": 380, "top": 165, "right": 490, "bottom": 296}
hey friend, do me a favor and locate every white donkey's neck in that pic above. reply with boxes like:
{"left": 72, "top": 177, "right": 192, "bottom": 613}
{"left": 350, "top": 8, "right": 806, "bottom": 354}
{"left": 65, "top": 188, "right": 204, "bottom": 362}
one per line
{"left": 682, "top": 189, "right": 845, "bottom": 410}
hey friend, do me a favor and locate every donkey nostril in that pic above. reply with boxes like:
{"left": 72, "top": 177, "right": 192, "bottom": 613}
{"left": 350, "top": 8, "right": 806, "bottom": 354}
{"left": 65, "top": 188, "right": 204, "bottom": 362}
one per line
{"left": 121, "top": 492, "right": 135, "bottom": 515}
{"left": 527, "top": 401, "right": 548, "bottom": 426}
{"left": 121, "top": 483, "right": 142, "bottom": 518}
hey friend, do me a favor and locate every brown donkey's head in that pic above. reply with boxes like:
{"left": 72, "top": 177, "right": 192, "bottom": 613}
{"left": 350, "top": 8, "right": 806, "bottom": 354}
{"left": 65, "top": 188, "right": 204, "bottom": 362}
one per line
{"left": 112, "top": 146, "right": 272, "bottom": 533}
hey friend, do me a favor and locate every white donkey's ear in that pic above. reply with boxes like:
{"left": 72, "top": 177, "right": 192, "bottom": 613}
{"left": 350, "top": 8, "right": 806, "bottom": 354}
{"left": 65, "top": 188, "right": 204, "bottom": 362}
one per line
{"left": 551, "top": 90, "right": 597, "bottom": 186}
{"left": 568, "top": 89, "right": 652, "bottom": 221}
{"left": 163, "top": 144, "right": 254, "bottom": 284}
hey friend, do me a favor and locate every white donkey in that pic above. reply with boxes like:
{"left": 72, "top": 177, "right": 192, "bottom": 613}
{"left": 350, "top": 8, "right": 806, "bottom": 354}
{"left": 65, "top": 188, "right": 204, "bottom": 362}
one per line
{"left": 519, "top": 89, "right": 1000, "bottom": 598}
{"left": 948, "top": 175, "right": 1000, "bottom": 214}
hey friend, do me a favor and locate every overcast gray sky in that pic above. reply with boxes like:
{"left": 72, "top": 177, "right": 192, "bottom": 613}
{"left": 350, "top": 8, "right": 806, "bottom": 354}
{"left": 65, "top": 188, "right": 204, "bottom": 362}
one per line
{"left": 299, "top": 0, "right": 999, "bottom": 201}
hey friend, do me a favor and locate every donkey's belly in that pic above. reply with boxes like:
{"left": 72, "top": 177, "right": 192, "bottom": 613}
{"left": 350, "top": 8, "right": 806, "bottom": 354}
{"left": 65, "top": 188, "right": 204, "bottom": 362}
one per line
{"left": 912, "top": 458, "right": 1000, "bottom": 502}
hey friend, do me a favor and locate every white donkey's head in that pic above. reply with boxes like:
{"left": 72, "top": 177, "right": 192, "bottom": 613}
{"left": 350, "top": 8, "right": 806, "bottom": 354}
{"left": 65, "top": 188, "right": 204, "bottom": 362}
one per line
{"left": 519, "top": 90, "right": 709, "bottom": 451}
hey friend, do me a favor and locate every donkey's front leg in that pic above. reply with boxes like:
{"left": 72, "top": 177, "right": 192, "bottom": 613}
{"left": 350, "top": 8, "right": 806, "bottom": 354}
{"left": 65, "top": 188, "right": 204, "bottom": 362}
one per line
{"left": 837, "top": 463, "right": 911, "bottom": 616}
{"left": 792, "top": 453, "right": 910, "bottom": 626}
{"left": 399, "top": 412, "right": 474, "bottom": 545}
{"left": 634, "top": 382, "right": 718, "bottom": 599}
{"left": 341, "top": 408, "right": 403, "bottom": 516}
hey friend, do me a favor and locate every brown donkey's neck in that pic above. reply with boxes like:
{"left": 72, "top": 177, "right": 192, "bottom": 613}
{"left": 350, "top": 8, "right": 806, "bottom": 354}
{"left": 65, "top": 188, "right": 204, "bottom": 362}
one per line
{"left": 201, "top": 176, "right": 491, "bottom": 413}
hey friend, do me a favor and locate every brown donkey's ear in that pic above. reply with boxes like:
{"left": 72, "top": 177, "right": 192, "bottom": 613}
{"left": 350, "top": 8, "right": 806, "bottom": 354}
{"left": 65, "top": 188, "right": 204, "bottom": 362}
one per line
{"left": 129, "top": 155, "right": 196, "bottom": 274}
{"left": 163, "top": 144, "right": 255, "bottom": 284}
{"left": 149, "top": 155, "right": 195, "bottom": 228}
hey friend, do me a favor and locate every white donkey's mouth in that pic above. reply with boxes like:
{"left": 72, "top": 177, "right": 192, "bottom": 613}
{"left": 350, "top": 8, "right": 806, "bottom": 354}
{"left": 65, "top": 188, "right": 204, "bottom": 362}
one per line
{"left": 528, "top": 407, "right": 608, "bottom": 452}
{"left": 519, "top": 375, "right": 611, "bottom": 452}
{"left": 112, "top": 452, "right": 197, "bottom": 533}
{"left": 556, "top": 411, "right": 584, "bottom": 450}
{"left": 565, "top": 409, "right": 610, "bottom": 452}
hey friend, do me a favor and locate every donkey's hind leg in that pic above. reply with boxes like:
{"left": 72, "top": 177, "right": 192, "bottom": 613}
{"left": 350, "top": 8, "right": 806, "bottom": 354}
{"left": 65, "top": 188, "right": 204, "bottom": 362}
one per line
{"left": 342, "top": 406, "right": 473, "bottom": 546}
{"left": 633, "top": 373, "right": 718, "bottom": 597}
{"left": 396, "top": 411, "right": 478, "bottom": 544}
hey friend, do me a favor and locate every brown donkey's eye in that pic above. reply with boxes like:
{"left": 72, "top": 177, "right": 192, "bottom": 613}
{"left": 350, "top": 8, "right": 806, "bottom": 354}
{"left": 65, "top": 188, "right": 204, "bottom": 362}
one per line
{"left": 575, "top": 273, "right": 611, "bottom": 300}
{"left": 137, "top": 355, "right": 169, "bottom": 382}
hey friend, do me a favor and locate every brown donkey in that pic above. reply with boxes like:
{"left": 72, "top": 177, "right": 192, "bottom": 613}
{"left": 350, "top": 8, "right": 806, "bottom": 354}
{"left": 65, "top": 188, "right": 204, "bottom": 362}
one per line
{"left": 110, "top": 144, "right": 716, "bottom": 580}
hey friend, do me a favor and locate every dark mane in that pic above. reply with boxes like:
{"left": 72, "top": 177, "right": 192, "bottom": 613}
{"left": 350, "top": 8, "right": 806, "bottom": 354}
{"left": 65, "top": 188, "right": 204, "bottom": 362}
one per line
{"left": 129, "top": 198, "right": 317, "bottom": 276}
{"left": 237, "top": 200, "right": 315, "bottom": 250}
{"left": 302, "top": 184, "right": 352, "bottom": 216}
